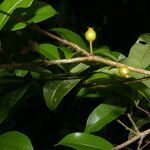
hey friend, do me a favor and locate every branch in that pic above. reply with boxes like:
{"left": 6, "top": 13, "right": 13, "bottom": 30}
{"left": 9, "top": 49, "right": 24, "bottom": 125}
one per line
{"left": 137, "top": 136, "right": 144, "bottom": 150}
{"left": 140, "top": 140, "right": 150, "bottom": 150}
{"left": 0, "top": 11, "right": 150, "bottom": 75}
{"left": 127, "top": 114, "right": 139, "bottom": 133}
{"left": 88, "top": 76, "right": 150, "bottom": 89}
{"left": 32, "top": 25, "right": 150, "bottom": 75}
{"left": 32, "top": 25, "right": 91, "bottom": 56}
{"left": 136, "top": 105, "right": 150, "bottom": 117}
{"left": 44, "top": 56, "right": 150, "bottom": 75}
{"left": 117, "top": 119, "right": 137, "bottom": 135}
{"left": 112, "top": 129, "right": 150, "bottom": 150}
{"left": 1, "top": 56, "right": 150, "bottom": 76}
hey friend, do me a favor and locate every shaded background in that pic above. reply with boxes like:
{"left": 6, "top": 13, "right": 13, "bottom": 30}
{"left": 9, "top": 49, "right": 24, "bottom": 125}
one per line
{"left": 0, "top": 0, "right": 150, "bottom": 149}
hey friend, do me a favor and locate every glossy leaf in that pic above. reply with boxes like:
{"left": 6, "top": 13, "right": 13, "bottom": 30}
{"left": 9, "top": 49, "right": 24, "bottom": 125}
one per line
{"left": 85, "top": 98, "right": 126, "bottom": 133}
{"left": 0, "top": 86, "right": 29, "bottom": 123}
{"left": 51, "top": 28, "right": 87, "bottom": 49}
{"left": 0, "top": 0, "right": 33, "bottom": 30}
{"left": 43, "top": 79, "right": 80, "bottom": 110}
{"left": 0, "top": 131, "right": 33, "bottom": 150}
{"left": 56, "top": 132, "right": 113, "bottom": 150}
{"left": 9, "top": 1, "right": 57, "bottom": 31}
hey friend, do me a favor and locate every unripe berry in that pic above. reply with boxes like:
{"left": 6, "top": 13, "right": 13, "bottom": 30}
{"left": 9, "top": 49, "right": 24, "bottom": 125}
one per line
{"left": 85, "top": 27, "right": 96, "bottom": 42}
{"left": 118, "top": 66, "right": 129, "bottom": 77}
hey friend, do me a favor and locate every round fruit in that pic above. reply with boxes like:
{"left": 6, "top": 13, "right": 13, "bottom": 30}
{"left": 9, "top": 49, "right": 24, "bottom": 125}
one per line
{"left": 85, "top": 27, "right": 96, "bottom": 42}
{"left": 118, "top": 66, "right": 129, "bottom": 77}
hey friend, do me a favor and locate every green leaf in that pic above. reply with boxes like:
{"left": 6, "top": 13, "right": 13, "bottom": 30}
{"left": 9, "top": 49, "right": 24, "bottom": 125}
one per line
{"left": 94, "top": 46, "right": 125, "bottom": 61}
{"left": 138, "top": 33, "right": 150, "bottom": 44}
{"left": 8, "top": 1, "right": 58, "bottom": 31}
{"left": 0, "top": 0, "right": 33, "bottom": 30}
{"left": 95, "top": 66, "right": 119, "bottom": 76}
{"left": 85, "top": 98, "right": 126, "bottom": 133}
{"left": 15, "top": 69, "right": 28, "bottom": 77}
{"left": 59, "top": 46, "right": 75, "bottom": 59}
{"left": 111, "top": 51, "right": 126, "bottom": 61}
{"left": 43, "top": 79, "right": 80, "bottom": 110}
{"left": 0, "top": 86, "right": 29, "bottom": 124}
{"left": 85, "top": 73, "right": 111, "bottom": 84}
{"left": 94, "top": 48, "right": 117, "bottom": 61}
{"left": 39, "top": 43, "right": 59, "bottom": 60}
{"left": 121, "top": 57, "right": 142, "bottom": 68}
{"left": 56, "top": 132, "right": 113, "bottom": 150}
{"left": 31, "top": 71, "right": 40, "bottom": 79}
{"left": 51, "top": 28, "right": 88, "bottom": 49}
{"left": 130, "top": 82, "right": 150, "bottom": 99}
{"left": 121, "top": 58, "right": 150, "bottom": 94}
{"left": 70, "top": 63, "right": 89, "bottom": 74}
{"left": 0, "top": 131, "right": 33, "bottom": 150}
{"left": 39, "top": 43, "right": 65, "bottom": 70}
{"left": 129, "top": 42, "right": 150, "bottom": 68}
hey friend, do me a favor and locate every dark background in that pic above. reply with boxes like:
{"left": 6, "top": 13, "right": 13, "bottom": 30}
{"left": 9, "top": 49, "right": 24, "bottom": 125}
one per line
{"left": 1, "top": 0, "right": 150, "bottom": 149}
{"left": 50, "top": 0, "right": 150, "bottom": 55}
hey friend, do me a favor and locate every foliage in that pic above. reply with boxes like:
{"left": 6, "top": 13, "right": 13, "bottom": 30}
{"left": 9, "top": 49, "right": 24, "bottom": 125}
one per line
{"left": 0, "top": 0, "right": 149, "bottom": 149}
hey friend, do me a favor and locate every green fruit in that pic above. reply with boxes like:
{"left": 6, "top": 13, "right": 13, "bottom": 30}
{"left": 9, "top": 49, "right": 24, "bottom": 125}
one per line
{"left": 118, "top": 66, "right": 129, "bottom": 77}
{"left": 85, "top": 27, "right": 96, "bottom": 42}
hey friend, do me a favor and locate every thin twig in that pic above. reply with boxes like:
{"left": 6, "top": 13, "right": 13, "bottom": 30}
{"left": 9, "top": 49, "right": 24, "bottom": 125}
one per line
{"left": 1, "top": 56, "right": 150, "bottom": 76}
{"left": 136, "top": 105, "right": 150, "bottom": 117}
{"left": 88, "top": 76, "right": 150, "bottom": 89}
{"left": 117, "top": 119, "right": 137, "bottom": 135}
{"left": 137, "top": 136, "right": 144, "bottom": 150}
{"left": 140, "top": 140, "right": 150, "bottom": 150}
{"left": 112, "top": 129, "right": 150, "bottom": 150}
{"left": 44, "top": 56, "right": 150, "bottom": 75}
{"left": 32, "top": 25, "right": 91, "bottom": 56}
{"left": 127, "top": 114, "right": 140, "bottom": 133}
